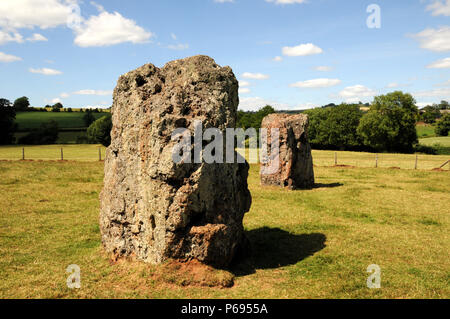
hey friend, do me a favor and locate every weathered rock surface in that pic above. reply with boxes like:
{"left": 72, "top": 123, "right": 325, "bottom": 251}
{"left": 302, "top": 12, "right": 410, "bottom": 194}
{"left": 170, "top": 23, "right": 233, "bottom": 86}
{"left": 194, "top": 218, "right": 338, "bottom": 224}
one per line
{"left": 100, "top": 55, "right": 251, "bottom": 268}
{"left": 260, "top": 113, "right": 315, "bottom": 189}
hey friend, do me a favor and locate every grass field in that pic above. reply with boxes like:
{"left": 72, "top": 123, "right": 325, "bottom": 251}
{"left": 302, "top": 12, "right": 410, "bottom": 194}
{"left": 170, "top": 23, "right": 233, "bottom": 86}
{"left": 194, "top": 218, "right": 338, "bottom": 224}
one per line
{"left": 1, "top": 145, "right": 449, "bottom": 170}
{"left": 15, "top": 112, "right": 108, "bottom": 131}
{"left": 416, "top": 123, "right": 436, "bottom": 138}
{"left": 0, "top": 149, "right": 449, "bottom": 298}
{"left": 419, "top": 136, "right": 450, "bottom": 147}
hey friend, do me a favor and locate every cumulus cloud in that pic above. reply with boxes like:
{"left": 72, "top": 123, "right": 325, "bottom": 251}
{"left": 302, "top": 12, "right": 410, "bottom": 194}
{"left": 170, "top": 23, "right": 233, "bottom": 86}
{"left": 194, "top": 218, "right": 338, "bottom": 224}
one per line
{"left": 315, "top": 66, "right": 333, "bottom": 72}
{"left": 282, "top": 43, "right": 323, "bottom": 56}
{"left": 242, "top": 72, "right": 270, "bottom": 80}
{"left": 74, "top": 10, "right": 154, "bottom": 47}
{"left": 414, "top": 87, "right": 450, "bottom": 97}
{"left": 0, "top": 0, "right": 75, "bottom": 30}
{"left": 427, "top": 57, "right": 450, "bottom": 68}
{"left": 26, "top": 33, "right": 48, "bottom": 42}
{"left": 239, "top": 81, "right": 251, "bottom": 87}
{"left": 238, "top": 96, "right": 290, "bottom": 111}
{"left": 73, "top": 89, "right": 112, "bottom": 96}
{"left": 0, "top": 30, "right": 24, "bottom": 45}
{"left": 426, "top": 0, "right": 450, "bottom": 16}
{"left": 338, "top": 85, "right": 376, "bottom": 103}
{"left": 290, "top": 78, "right": 341, "bottom": 89}
{"left": 239, "top": 88, "right": 251, "bottom": 94}
{"left": 412, "top": 26, "right": 450, "bottom": 52}
{"left": 0, "top": 52, "right": 22, "bottom": 63}
{"left": 29, "top": 67, "right": 62, "bottom": 75}
{"left": 167, "top": 43, "right": 189, "bottom": 50}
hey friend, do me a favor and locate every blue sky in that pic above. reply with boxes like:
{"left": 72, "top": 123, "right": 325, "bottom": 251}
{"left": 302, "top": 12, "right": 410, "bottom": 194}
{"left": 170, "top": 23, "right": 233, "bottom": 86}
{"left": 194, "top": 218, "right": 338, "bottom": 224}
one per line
{"left": 0, "top": 0, "right": 449, "bottom": 111}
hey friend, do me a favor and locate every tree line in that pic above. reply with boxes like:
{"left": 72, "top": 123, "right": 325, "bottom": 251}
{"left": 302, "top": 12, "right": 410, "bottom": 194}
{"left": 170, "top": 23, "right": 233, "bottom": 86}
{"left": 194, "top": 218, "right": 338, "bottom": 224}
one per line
{"left": 236, "top": 92, "right": 450, "bottom": 154}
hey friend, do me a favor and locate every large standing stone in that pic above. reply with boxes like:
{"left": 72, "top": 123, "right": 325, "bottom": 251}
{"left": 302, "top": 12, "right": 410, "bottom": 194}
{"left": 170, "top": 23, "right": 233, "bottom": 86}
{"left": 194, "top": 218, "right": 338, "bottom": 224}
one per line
{"left": 100, "top": 55, "right": 251, "bottom": 268}
{"left": 260, "top": 113, "right": 315, "bottom": 189}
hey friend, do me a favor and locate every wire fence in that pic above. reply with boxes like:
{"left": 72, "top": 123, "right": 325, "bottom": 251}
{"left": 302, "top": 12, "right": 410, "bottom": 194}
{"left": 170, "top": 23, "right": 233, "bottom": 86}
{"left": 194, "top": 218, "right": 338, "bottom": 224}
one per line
{"left": 0, "top": 145, "right": 448, "bottom": 170}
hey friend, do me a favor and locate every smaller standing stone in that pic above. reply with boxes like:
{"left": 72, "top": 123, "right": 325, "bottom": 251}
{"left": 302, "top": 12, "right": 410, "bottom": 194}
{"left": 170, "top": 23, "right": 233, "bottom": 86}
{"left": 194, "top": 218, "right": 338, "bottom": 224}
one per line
{"left": 260, "top": 113, "right": 315, "bottom": 189}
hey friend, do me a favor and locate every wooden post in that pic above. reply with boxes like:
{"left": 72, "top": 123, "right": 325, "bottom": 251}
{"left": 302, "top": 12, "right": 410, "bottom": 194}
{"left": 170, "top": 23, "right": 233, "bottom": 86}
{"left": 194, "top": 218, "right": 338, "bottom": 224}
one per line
{"left": 335, "top": 152, "right": 337, "bottom": 166}
{"left": 99, "top": 148, "right": 102, "bottom": 161}
{"left": 415, "top": 154, "right": 418, "bottom": 170}
{"left": 375, "top": 154, "right": 378, "bottom": 168}
{"left": 61, "top": 148, "right": 63, "bottom": 161}
{"left": 22, "top": 147, "right": 25, "bottom": 160}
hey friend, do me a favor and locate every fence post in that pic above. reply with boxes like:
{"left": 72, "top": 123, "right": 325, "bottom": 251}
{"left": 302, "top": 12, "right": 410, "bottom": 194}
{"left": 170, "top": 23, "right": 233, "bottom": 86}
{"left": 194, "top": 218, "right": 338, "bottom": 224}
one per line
{"left": 415, "top": 154, "right": 418, "bottom": 170}
{"left": 375, "top": 154, "right": 378, "bottom": 168}
{"left": 335, "top": 152, "right": 337, "bottom": 166}
{"left": 61, "top": 148, "right": 63, "bottom": 161}
{"left": 22, "top": 147, "right": 25, "bottom": 160}
{"left": 99, "top": 148, "right": 102, "bottom": 161}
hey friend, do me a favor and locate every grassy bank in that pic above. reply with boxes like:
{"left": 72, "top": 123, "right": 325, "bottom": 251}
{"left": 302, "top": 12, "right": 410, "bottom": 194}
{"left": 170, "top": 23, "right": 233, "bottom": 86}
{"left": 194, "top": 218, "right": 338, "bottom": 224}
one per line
{"left": 0, "top": 158, "right": 448, "bottom": 298}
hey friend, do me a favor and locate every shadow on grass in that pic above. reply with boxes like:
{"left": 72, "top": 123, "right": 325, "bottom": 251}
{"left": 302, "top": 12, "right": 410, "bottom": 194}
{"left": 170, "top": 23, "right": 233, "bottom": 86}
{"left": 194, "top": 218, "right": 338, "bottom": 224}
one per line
{"left": 231, "top": 227, "right": 326, "bottom": 276}
{"left": 313, "top": 182, "right": 343, "bottom": 189}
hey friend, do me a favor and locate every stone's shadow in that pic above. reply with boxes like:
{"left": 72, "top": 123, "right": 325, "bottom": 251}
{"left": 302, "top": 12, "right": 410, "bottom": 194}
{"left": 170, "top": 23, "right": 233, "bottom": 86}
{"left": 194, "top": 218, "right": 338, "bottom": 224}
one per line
{"left": 312, "top": 182, "right": 343, "bottom": 189}
{"left": 231, "top": 227, "right": 326, "bottom": 276}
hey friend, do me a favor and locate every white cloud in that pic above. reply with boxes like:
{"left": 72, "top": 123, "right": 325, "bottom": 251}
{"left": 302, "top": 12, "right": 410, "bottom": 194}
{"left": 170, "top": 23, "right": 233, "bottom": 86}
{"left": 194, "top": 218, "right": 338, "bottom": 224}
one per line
{"left": 26, "top": 33, "right": 48, "bottom": 42}
{"left": 282, "top": 43, "right": 323, "bottom": 57}
{"left": 427, "top": 57, "right": 450, "bottom": 69}
{"left": 239, "top": 88, "right": 251, "bottom": 94}
{"left": 239, "top": 81, "right": 251, "bottom": 87}
{"left": 73, "top": 89, "right": 112, "bottom": 96}
{"left": 51, "top": 98, "right": 62, "bottom": 104}
{"left": 74, "top": 11, "right": 154, "bottom": 47}
{"left": 0, "top": 0, "right": 75, "bottom": 30}
{"left": 266, "top": 0, "right": 307, "bottom": 4}
{"left": 434, "top": 79, "right": 450, "bottom": 87}
{"left": 412, "top": 26, "right": 450, "bottom": 52}
{"left": 386, "top": 82, "right": 399, "bottom": 88}
{"left": 0, "top": 30, "right": 24, "bottom": 45}
{"left": 239, "top": 96, "right": 290, "bottom": 111}
{"left": 290, "top": 78, "right": 341, "bottom": 89}
{"left": 242, "top": 72, "right": 270, "bottom": 80}
{"left": 273, "top": 56, "right": 283, "bottom": 62}
{"left": 167, "top": 43, "right": 189, "bottom": 50}
{"left": 0, "top": 52, "right": 22, "bottom": 62}
{"left": 315, "top": 66, "right": 333, "bottom": 72}
{"left": 214, "top": 0, "right": 234, "bottom": 3}
{"left": 338, "top": 85, "right": 376, "bottom": 103}
{"left": 414, "top": 88, "right": 450, "bottom": 97}
{"left": 426, "top": 0, "right": 450, "bottom": 16}
{"left": 416, "top": 102, "right": 434, "bottom": 108}
{"left": 170, "top": 33, "right": 177, "bottom": 40}
{"left": 60, "top": 92, "right": 70, "bottom": 98}
{"left": 29, "top": 67, "right": 62, "bottom": 75}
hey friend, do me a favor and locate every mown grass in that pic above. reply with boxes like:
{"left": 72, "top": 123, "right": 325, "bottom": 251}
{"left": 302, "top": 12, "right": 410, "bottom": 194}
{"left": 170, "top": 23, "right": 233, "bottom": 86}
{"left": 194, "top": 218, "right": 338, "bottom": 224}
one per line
{"left": 2, "top": 145, "right": 448, "bottom": 170}
{"left": 419, "top": 136, "right": 450, "bottom": 147}
{"left": 416, "top": 124, "right": 436, "bottom": 138}
{"left": 0, "top": 156, "right": 448, "bottom": 299}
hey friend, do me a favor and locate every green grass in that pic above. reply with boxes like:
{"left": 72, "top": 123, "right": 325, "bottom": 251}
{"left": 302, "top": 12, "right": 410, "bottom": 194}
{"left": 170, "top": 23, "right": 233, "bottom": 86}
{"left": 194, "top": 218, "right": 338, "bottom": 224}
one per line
{"left": 419, "top": 136, "right": 450, "bottom": 147}
{"left": 416, "top": 124, "right": 436, "bottom": 138}
{"left": 0, "top": 150, "right": 449, "bottom": 298}
{"left": 15, "top": 112, "right": 107, "bottom": 131}
{"left": 0, "top": 145, "right": 106, "bottom": 161}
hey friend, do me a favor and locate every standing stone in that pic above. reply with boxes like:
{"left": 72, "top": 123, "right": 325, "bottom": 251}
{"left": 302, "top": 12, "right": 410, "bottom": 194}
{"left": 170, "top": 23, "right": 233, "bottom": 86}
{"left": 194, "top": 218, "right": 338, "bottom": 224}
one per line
{"left": 100, "top": 55, "right": 251, "bottom": 268}
{"left": 260, "top": 113, "right": 315, "bottom": 189}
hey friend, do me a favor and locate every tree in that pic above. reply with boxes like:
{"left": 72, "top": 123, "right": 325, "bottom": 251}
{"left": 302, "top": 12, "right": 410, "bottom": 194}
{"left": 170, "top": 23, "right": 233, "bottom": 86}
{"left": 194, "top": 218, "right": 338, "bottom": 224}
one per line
{"left": 436, "top": 113, "right": 450, "bottom": 136}
{"left": 305, "top": 104, "right": 363, "bottom": 150}
{"left": 439, "top": 100, "right": 449, "bottom": 110}
{"left": 13, "top": 96, "right": 30, "bottom": 112}
{"left": 67, "top": 108, "right": 73, "bottom": 113}
{"left": 18, "top": 120, "right": 59, "bottom": 145}
{"left": 87, "top": 115, "right": 112, "bottom": 146}
{"left": 83, "top": 110, "right": 96, "bottom": 127}
{"left": 0, "top": 98, "right": 17, "bottom": 145}
{"left": 357, "top": 91, "right": 418, "bottom": 153}
{"left": 420, "top": 105, "right": 441, "bottom": 124}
